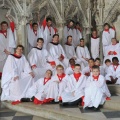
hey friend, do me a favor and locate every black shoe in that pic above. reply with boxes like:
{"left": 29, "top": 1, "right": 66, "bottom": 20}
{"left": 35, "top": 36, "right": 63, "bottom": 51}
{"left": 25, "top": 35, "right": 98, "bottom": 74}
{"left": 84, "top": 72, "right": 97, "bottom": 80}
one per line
{"left": 93, "top": 107, "right": 99, "bottom": 111}
{"left": 20, "top": 98, "right": 31, "bottom": 102}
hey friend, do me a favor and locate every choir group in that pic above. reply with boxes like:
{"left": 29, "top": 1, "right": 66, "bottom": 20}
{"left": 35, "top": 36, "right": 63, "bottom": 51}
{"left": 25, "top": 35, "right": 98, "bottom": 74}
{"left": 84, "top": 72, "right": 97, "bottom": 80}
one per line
{"left": 0, "top": 15, "right": 120, "bottom": 110}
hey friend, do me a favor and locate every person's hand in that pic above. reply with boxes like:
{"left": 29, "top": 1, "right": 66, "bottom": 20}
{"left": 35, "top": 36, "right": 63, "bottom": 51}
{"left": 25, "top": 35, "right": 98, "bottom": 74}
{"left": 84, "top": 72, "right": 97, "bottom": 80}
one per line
{"left": 14, "top": 76, "right": 19, "bottom": 81}
{"left": 85, "top": 58, "right": 89, "bottom": 61}
{"left": 31, "top": 65, "right": 37, "bottom": 69}
{"left": 59, "top": 57, "right": 63, "bottom": 61}
{"left": 29, "top": 72, "right": 35, "bottom": 78}
{"left": 4, "top": 49, "right": 11, "bottom": 55}
{"left": 72, "top": 57, "right": 77, "bottom": 60}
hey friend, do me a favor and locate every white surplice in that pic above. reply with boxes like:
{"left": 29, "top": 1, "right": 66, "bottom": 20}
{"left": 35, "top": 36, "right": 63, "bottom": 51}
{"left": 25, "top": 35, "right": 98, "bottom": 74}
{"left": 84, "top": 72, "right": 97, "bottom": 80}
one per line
{"left": 28, "top": 47, "right": 55, "bottom": 80}
{"left": 0, "top": 27, "right": 17, "bottom": 73}
{"left": 47, "top": 43, "right": 69, "bottom": 68}
{"left": 1, "top": 54, "right": 34, "bottom": 101}
{"left": 91, "top": 37, "right": 100, "bottom": 59}
{"left": 76, "top": 46, "right": 90, "bottom": 67}
{"left": 84, "top": 75, "right": 111, "bottom": 108}
{"left": 105, "top": 65, "right": 120, "bottom": 84}
{"left": 61, "top": 74, "right": 86, "bottom": 102}
{"left": 65, "top": 67, "right": 74, "bottom": 75}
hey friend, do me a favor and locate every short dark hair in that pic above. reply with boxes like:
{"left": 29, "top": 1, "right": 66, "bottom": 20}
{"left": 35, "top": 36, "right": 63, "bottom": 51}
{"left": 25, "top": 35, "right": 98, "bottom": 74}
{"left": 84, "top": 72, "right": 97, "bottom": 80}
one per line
{"left": 95, "top": 58, "right": 101, "bottom": 62}
{"left": 80, "top": 38, "right": 84, "bottom": 41}
{"left": 53, "top": 34, "right": 59, "bottom": 38}
{"left": 46, "top": 17, "right": 52, "bottom": 22}
{"left": 76, "top": 22, "right": 80, "bottom": 25}
{"left": 112, "top": 57, "right": 119, "bottom": 62}
{"left": 37, "top": 38, "right": 44, "bottom": 43}
{"left": 1, "top": 21, "right": 8, "bottom": 26}
{"left": 69, "top": 58, "right": 75, "bottom": 62}
{"left": 67, "top": 35, "right": 72, "bottom": 40}
{"left": 32, "top": 23, "right": 38, "bottom": 27}
{"left": 16, "top": 45, "right": 24, "bottom": 50}
{"left": 69, "top": 20, "right": 74, "bottom": 24}
{"left": 75, "top": 64, "right": 81, "bottom": 67}
{"left": 89, "top": 58, "right": 95, "bottom": 62}
{"left": 104, "top": 23, "right": 110, "bottom": 28}
{"left": 105, "top": 59, "right": 111, "bottom": 63}
{"left": 92, "top": 65, "right": 100, "bottom": 70}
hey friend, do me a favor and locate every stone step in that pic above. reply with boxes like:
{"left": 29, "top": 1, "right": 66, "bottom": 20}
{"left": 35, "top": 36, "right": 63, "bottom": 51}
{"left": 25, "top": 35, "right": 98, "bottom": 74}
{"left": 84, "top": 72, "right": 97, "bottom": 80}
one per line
{"left": 2, "top": 102, "right": 107, "bottom": 120}
{"left": 108, "top": 85, "right": 120, "bottom": 94}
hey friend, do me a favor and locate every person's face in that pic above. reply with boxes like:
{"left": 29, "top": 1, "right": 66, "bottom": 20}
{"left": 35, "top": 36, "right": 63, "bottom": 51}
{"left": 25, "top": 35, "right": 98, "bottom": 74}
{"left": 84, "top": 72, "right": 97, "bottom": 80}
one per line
{"left": 69, "top": 59, "right": 75, "bottom": 66}
{"left": 92, "top": 69, "right": 100, "bottom": 76}
{"left": 104, "top": 25, "right": 109, "bottom": 30}
{"left": 73, "top": 66, "right": 81, "bottom": 73}
{"left": 92, "top": 31, "right": 97, "bottom": 37}
{"left": 67, "top": 37, "right": 72, "bottom": 44}
{"left": 57, "top": 67, "right": 64, "bottom": 75}
{"left": 69, "top": 21, "right": 74, "bottom": 27}
{"left": 15, "top": 47, "right": 23, "bottom": 55}
{"left": 53, "top": 36, "right": 59, "bottom": 43}
{"left": 105, "top": 62, "right": 111, "bottom": 67}
{"left": 45, "top": 70, "right": 52, "bottom": 78}
{"left": 37, "top": 40, "right": 43, "bottom": 48}
{"left": 112, "top": 39, "right": 117, "bottom": 45}
{"left": 47, "top": 20, "right": 52, "bottom": 27}
{"left": 89, "top": 60, "right": 94, "bottom": 67}
{"left": 33, "top": 25, "right": 38, "bottom": 31}
{"left": 113, "top": 59, "right": 119, "bottom": 65}
{"left": 80, "top": 40, "right": 84, "bottom": 46}
{"left": 1, "top": 24, "right": 8, "bottom": 31}
{"left": 95, "top": 60, "right": 100, "bottom": 66}
{"left": 76, "top": 24, "right": 80, "bottom": 29}
{"left": 29, "top": 20, "right": 32, "bottom": 25}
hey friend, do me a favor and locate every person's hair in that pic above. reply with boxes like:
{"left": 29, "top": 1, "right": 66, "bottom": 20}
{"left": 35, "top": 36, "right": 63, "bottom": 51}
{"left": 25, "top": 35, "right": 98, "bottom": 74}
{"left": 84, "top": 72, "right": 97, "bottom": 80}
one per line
{"left": 112, "top": 57, "right": 119, "bottom": 62}
{"left": 69, "top": 58, "right": 75, "bottom": 63}
{"left": 16, "top": 45, "right": 24, "bottom": 51}
{"left": 111, "top": 38, "right": 118, "bottom": 42}
{"left": 32, "top": 22, "right": 38, "bottom": 27}
{"left": 56, "top": 64, "right": 64, "bottom": 70}
{"left": 105, "top": 59, "right": 111, "bottom": 63}
{"left": 37, "top": 38, "right": 44, "bottom": 43}
{"left": 89, "top": 58, "right": 95, "bottom": 62}
{"left": 1, "top": 21, "right": 8, "bottom": 26}
{"left": 67, "top": 35, "right": 72, "bottom": 40}
{"left": 80, "top": 38, "right": 84, "bottom": 42}
{"left": 95, "top": 58, "right": 101, "bottom": 62}
{"left": 53, "top": 34, "right": 59, "bottom": 38}
{"left": 92, "top": 65, "right": 100, "bottom": 70}
{"left": 104, "top": 23, "right": 110, "bottom": 28}
{"left": 46, "top": 17, "right": 52, "bottom": 22}
{"left": 76, "top": 22, "right": 80, "bottom": 25}
{"left": 46, "top": 69, "right": 53, "bottom": 76}
{"left": 75, "top": 64, "right": 81, "bottom": 67}
{"left": 69, "top": 20, "right": 74, "bottom": 24}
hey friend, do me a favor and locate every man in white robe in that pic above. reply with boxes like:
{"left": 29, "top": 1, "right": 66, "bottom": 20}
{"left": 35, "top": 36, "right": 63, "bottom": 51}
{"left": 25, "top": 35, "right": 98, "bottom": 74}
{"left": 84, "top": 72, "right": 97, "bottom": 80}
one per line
{"left": 84, "top": 65, "right": 111, "bottom": 110}
{"left": 105, "top": 57, "right": 120, "bottom": 84}
{"left": 28, "top": 38, "right": 56, "bottom": 81}
{"left": 91, "top": 30, "right": 100, "bottom": 59}
{"left": 1, "top": 45, "right": 35, "bottom": 102}
{"left": 41, "top": 17, "right": 57, "bottom": 48}
{"left": 61, "top": 64, "right": 86, "bottom": 106}
{"left": 63, "top": 20, "right": 76, "bottom": 46}
{"left": 102, "top": 23, "right": 115, "bottom": 55}
{"left": 47, "top": 34, "right": 69, "bottom": 68}
{"left": 104, "top": 38, "right": 120, "bottom": 63}
{"left": 0, "top": 15, "right": 17, "bottom": 77}
{"left": 76, "top": 38, "right": 90, "bottom": 68}
{"left": 104, "top": 59, "right": 111, "bottom": 76}
{"left": 27, "top": 22, "right": 43, "bottom": 51}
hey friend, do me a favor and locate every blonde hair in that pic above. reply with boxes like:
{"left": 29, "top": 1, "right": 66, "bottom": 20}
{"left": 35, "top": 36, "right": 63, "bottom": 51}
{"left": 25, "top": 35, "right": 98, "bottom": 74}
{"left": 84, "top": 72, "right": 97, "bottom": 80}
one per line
{"left": 56, "top": 64, "right": 64, "bottom": 70}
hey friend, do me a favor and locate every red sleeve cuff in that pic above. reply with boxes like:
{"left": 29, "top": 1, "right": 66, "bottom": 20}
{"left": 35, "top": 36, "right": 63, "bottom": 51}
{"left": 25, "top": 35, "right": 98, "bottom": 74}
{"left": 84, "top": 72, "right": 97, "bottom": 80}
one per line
{"left": 42, "top": 18, "right": 47, "bottom": 29}
{"left": 31, "top": 65, "right": 37, "bottom": 68}
{"left": 48, "top": 61, "right": 56, "bottom": 66}
{"left": 10, "top": 21, "right": 15, "bottom": 32}
{"left": 108, "top": 51, "right": 111, "bottom": 55}
{"left": 113, "top": 51, "right": 117, "bottom": 55}
{"left": 54, "top": 27, "right": 58, "bottom": 33}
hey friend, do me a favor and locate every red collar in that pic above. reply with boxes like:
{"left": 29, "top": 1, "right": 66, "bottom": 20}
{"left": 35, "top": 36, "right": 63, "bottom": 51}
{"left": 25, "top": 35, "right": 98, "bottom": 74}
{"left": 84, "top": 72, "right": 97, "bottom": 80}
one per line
{"left": 91, "top": 36, "right": 98, "bottom": 39}
{"left": 71, "top": 66, "right": 75, "bottom": 70}
{"left": 57, "top": 73, "right": 66, "bottom": 82}
{"left": 11, "top": 53, "right": 22, "bottom": 59}
{"left": 0, "top": 30, "right": 7, "bottom": 38}
{"left": 33, "top": 30, "right": 37, "bottom": 36}
{"left": 92, "top": 75, "right": 99, "bottom": 81}
{"left": 65, "top": 42, "right": 72, "bottom": 46}
{"left": 74, "top": 73, "right": 81, "bottom": 81}
{"left": 44, "top": 77, "right": 51, "bottom": 85}
{"left": 104, "top": 29, "right": 109, "bottom": 32}
{"left": 113, "top": 64, "right": 119, "bottom": 71}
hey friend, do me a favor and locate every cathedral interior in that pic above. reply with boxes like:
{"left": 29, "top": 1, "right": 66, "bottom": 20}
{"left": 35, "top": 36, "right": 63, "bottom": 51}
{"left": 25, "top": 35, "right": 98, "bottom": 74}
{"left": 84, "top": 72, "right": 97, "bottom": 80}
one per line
{"left": 1, "top": 0, "right": 120, "bottom": 120}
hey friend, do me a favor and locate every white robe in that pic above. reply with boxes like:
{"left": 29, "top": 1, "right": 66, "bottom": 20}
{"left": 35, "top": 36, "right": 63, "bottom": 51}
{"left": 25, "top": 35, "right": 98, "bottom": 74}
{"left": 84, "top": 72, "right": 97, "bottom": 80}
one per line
{"left": 103, "top": 43, "right": 120, "bottom": 64}
{"left": 27, "top": 24, "right": 43, "bottom": 51}
{"left": 0, "top": 28, "right": 17, "bottom": 73}
{"left": 76, "top": 46, "right": 90, "bottom": 67}
{"left": 63, "top": 26, "right": 76, "bottom": 46}
{"left": 91, "top": 37, "right": 100, "bottom": 59}
{"left": 26, "top": 78, "right": 58, "bottom": 101}
{"left": 61, "top": 74, "right": 86, "bottom": 102}
{"left": 65, "top": 67, "right": 74, "bottom": 75}
{"left": 1, "top": 54, "right": 34, "bottom": 101}
{"left": 105, "top": 65, "right": 120, "bottom": 84}
{"left": 84, "top": 75, "right": 111, "bottom": 108}
{"left": 102, "top": 28, "right": 115, "bottom": 55}
{"left": 41, "top": 25, "right": 55, "bottom": 48}
{"left": 28, "top": 47, "right": 55, "bottom": 80}
{"left": 47, "top": 43, "right": 69, "bottom": 68}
